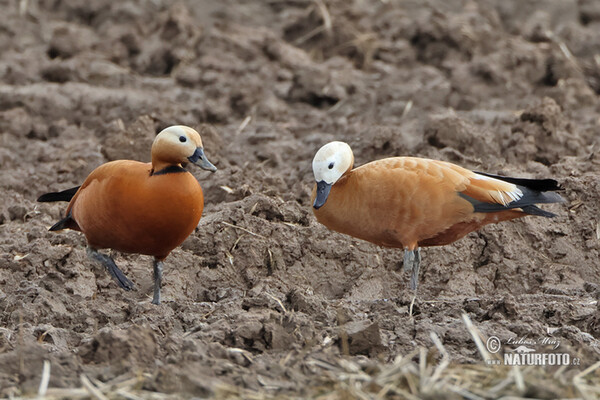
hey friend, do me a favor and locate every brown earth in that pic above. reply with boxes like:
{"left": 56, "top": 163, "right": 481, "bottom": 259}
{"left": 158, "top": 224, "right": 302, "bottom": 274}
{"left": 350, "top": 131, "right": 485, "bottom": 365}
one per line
{"left": 0, "top": 0, "right": 599, "bottom": 397}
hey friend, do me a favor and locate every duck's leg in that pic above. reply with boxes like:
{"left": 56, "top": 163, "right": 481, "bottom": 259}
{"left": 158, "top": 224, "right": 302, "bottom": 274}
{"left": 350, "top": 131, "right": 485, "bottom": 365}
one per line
{"left": 403, "top": 247, "right": 421, "bottom": 290}
{"left": 86, "top": 247, "right": 134, "bottom": 290}
{"left": 152, "top": 258, "right": 164, "bottom": 305}
{"left": 403, "top": 247, "right": 421, "bottom": 317}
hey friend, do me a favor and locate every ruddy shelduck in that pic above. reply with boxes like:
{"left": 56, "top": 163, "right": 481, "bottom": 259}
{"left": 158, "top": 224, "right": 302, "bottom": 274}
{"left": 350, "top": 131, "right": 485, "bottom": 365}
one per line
{"left": 311, "top": 142, "right": 564, "bottom": 291}
{"left": 38, "top": 125, "right": 217, "bottom": 305}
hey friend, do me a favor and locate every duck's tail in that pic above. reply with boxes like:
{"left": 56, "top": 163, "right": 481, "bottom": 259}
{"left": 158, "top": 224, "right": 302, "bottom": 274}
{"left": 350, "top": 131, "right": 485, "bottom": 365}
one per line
{"left": 38, "top": 186, "right": 81, "bottom": 231}
{"left": 466, "top": 172, "right": 565, "bottom": 217}
{"left": 37, "top": 186, "right": 80, "bottom": 203}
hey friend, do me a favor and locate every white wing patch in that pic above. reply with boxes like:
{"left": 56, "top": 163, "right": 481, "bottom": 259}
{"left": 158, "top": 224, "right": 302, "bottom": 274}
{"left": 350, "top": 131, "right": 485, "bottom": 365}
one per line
{"left": 472, "top": 174, "right": 523, "bottom": 206}
{"left": 472, "top": 174, "right": 498, "bottom": 182}
{"left": 489, "top": 188, "right": 523, "bottom": 206}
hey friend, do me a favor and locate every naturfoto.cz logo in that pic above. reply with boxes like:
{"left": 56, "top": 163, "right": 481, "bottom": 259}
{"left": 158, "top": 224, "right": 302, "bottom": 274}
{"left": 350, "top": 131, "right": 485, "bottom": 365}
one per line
{"left": 485, "top": 335, "right": 580, "bottom": 366}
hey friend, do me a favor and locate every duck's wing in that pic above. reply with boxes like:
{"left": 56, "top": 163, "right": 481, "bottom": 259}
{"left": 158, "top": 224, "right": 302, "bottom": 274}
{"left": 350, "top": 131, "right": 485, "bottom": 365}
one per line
{"left": 372, "top": 158, "right": 564, "bottom": 217}
{"left": 446, "top": 163, "right": 564, "bottom": 217}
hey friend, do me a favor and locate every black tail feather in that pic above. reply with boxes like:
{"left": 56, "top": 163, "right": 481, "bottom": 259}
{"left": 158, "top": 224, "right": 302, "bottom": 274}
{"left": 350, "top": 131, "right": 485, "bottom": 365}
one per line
{"left": 48, "top": 211, "right": 78, "bottom": 231}
{"left": 38, "top": 186, "right": 80, "bottom": 203}
{"left": 473, "top": 171, "right": 563, "bottom": 192}
{"left": 521, "top": 205, "right": 557, "bottom": 218}
{"left": 49, "top": 217, "right": 70, "bottom": 231}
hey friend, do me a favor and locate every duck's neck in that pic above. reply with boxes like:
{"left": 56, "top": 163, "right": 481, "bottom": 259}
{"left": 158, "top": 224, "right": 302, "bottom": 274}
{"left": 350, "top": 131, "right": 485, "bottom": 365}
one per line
{"left": 151, "top": 159, "right": 183, "bottom": 175}
{"left": 330, "top": 172, "right": 356, "bottom": 208}
{"left": 313, "top": 171, "right": 359, "bottom": 231}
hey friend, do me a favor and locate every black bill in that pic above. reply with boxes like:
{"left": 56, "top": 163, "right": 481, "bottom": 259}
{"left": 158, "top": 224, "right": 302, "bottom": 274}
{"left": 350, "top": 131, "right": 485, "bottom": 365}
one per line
{"left": 313, "top": 180, "right": 332, "bottom": 209}
{"left": 188, "top": 147, "right": 217, "bottom": 172}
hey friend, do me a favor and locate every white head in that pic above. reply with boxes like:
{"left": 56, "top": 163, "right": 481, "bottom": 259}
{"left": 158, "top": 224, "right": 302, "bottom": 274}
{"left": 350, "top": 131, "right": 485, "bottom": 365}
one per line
{"left": 312, "top": 141, "right": 354, "bottom": 209}
{"left": 312, "top": 141, "right": 354, "bottom": 185}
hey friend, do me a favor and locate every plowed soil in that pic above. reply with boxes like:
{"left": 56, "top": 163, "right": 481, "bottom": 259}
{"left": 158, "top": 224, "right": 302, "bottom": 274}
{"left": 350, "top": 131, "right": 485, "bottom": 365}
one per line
{"left": 1, "top": 0, "right": 599, "bottom": 397}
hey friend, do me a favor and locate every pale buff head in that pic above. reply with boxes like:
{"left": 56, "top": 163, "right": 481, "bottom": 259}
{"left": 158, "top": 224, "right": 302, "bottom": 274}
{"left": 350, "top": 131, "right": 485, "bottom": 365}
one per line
{"left": 151, "top": 125, "right": 216, "bottom": 172}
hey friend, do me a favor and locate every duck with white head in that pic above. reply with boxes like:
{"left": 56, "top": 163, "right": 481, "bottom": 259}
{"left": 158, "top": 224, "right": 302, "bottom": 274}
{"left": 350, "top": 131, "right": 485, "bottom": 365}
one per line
{"left": 311, "top": 141, "right": 564, "bottom": 300}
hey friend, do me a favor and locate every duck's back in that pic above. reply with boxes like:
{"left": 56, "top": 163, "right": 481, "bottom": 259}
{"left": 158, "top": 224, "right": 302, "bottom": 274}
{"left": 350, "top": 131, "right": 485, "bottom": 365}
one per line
{"left": 68, "top": 160, "right": 204, "bottom": 259}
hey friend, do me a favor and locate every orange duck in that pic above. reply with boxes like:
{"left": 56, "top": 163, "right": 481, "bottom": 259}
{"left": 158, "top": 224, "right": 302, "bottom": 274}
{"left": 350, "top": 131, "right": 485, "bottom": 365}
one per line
{"left": 38, "top": 125, "right": 217, "bottom": 304}
{"left": 311, "top": 141, "right": 564, "bottom": 291}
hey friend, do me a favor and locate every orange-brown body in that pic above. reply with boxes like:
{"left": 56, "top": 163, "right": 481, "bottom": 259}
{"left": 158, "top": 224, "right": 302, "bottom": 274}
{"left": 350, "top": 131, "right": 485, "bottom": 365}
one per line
{"left": 65, "top": 160, "right": 204, "bottom": 260}
{"left": 312, "top": 157, "right": 526, "bottom": 250}
{"left": 39, "top": 125, "right": 216, "bottom": 304}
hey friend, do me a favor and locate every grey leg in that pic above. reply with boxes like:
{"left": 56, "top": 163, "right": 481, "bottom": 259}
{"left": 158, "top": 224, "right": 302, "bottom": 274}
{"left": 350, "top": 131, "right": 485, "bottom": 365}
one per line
{"left": 404, "top": 248, "right": 421, "bottom": 317}
{"left": 403, "top": 248, "right": 421, "bottom": 290}
{"left": 86, "top": 247, "right": 134, "bottom": 290}
{"left": 152, "top": 258, "right": 164, "bottom": 305}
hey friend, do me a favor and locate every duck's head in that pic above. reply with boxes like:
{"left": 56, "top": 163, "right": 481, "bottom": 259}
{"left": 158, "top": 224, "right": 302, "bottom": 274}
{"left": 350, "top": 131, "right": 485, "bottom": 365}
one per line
{"left": 312, "top": 141, "right": 354, "bottom": 209}
{"left": 151, "top": 125, "right": 217, "bottom": 173}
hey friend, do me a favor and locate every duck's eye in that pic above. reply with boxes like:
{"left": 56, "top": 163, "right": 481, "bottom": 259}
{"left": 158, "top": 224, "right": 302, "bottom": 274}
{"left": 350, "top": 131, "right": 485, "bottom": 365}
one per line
{"left": 179, "top": 136, "right": 187, "bottom": 143}
{"left": 328, "top": 162, "right": 334, "bottom": 169}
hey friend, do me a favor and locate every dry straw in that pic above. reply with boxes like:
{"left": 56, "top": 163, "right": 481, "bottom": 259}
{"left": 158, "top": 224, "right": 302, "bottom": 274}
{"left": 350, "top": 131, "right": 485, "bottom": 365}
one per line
{"left": 11, "top": 313, "right": 600, "bottom": 399}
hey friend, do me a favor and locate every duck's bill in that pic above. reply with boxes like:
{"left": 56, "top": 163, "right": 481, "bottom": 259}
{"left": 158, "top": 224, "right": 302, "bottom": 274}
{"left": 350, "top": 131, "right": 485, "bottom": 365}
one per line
{"left": 189, "top": 148, "right": 217, "bottom": 172}
{"left": 313, "top": 181, "right": 332, "bottom": 209}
